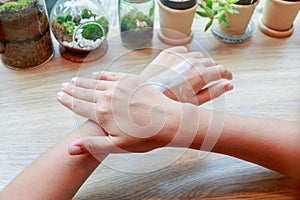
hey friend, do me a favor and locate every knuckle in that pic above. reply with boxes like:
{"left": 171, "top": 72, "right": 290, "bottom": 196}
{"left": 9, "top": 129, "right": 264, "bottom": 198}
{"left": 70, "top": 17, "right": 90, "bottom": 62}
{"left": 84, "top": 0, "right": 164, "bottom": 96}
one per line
{"left": 65, "top": 84, "right": 75, "bottom": 94}
{"left": 83, "top": 138, "right": 96, "bottom": 153}
{"left": 82, "top": 88, "right": 90, "bottom": 97}
{"left": 161, "top": 49, "right": 171, "bottom": 56}
{"left": 195, "top": 52, "right": 205, "bottom": 58}
{"left": 218, "top": 66, "right": 227, "bottom": 76}
{"left": 96, "top": 103, "right": 111, "bottom": 115}
{"left": 104, "top": 90, "right": 113, "bottom": 99}
{"left": 186, "top": 57, "right": 197, "bottom": 65}
{"left": 198, "top": 75, "right": 206, "bottom": 85}
{"left": 73, "top": 77, "right": 82, "bottom": 86}
{"left": 209, "top": 58, "right": 216, "bottom": 65}
{"left": 107, "top": 74, "right": 115, "bottom": 81}
{"left": 72, "top": 100, "right": 81, "bottom": 114}
{"left": 195, "top": 63, "right": 205, "bottom": 72}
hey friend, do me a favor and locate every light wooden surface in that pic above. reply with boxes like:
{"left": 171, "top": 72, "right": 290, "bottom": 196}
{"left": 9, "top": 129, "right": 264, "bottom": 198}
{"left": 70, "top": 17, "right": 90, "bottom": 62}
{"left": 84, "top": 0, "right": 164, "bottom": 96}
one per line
{"left": 0, "top": 6, "right": 300, "bottom": 199}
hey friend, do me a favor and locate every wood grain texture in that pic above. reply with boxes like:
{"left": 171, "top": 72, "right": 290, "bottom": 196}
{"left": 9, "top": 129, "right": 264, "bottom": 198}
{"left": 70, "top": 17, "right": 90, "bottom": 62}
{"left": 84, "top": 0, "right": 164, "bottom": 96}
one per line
{"left": 0, "top": 6, "right": 299, "bottom": 200}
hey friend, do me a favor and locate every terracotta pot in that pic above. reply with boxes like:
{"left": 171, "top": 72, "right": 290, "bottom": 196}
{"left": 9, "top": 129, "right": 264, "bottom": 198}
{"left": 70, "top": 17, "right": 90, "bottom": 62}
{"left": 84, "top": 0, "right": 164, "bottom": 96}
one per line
{"left": 219, "top": 1, "right": 259, "bottom": 35}
{"left": 157, "top": 0, "right": 198, "bottom": 45}
{"left": 262, "top": 0, "right": 300, "bottom": 30}
{"left": 260, "top": 0, "right": 300, "bottom": 35}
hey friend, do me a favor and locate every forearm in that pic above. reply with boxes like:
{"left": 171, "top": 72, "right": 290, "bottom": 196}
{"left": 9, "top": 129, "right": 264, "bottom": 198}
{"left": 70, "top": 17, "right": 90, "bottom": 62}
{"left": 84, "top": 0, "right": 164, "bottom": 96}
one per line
{"left": 165, "top": 104, "right": 300, "bottom": 179}
{"left": 184, "top": 107, "right": 300, "bottom": 179}
{"left": 0, "top": 120, "right": 107, "bottom": 200}
{"left": 213, "top": 114, "right": 300, "bottom": 179}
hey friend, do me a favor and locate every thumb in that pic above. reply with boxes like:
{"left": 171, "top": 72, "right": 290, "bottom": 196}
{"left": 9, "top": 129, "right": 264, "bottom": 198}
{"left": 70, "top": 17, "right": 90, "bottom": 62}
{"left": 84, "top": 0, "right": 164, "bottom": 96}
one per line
{"left": 68, "top": 136, "right": 127, "bottom": 156}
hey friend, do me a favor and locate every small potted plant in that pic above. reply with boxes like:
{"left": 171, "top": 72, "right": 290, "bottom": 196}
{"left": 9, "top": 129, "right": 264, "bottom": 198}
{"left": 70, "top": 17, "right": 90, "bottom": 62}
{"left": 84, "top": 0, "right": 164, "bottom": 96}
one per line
{"left": 197, "top": 0, "right": 259, "bottom": 43}
{"left": 258, "top": 0, "right": 300, "bottom": 38}
{"left": 157, "top": 0, "right": 198, "bottom": 45}
{"left": 50, "top": 0, "right": 109, "bottom": 62}
{"left": 0, "top": 0, "right": 54, "bottom": 69}
{"left": 119, "top": 0, "right": 155, "bottom": 50}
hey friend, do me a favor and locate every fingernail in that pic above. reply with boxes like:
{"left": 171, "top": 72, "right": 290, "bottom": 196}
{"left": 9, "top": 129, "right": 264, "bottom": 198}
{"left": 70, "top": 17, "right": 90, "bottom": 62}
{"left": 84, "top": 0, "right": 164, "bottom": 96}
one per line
{"left": 61, "top": 82, "right": 69, "bottom": 89}
{"left": 69, "top": 145, "right": 82, "bottom": 155}
{"left": 71, "top": 77, "right": 77, "bottom": 83}
{"left": 57, "top": 91, "right": 64, "bottom": 99}
{"left": 223, "top": 81, "right": 233, "bottom": 91}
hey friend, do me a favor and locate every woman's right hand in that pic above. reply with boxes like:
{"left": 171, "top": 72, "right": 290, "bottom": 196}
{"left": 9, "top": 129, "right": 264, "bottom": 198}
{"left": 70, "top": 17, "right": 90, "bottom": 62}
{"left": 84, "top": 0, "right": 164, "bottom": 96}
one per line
{"left": 92, "top": 46, "right": 233, "bottom": 105}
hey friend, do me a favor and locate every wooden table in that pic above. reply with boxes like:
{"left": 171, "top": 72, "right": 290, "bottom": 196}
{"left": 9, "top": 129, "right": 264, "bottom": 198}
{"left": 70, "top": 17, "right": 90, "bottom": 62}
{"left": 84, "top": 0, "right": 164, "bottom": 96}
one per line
{"left": 0, "top": 11, "right": 300, "bottom": 199}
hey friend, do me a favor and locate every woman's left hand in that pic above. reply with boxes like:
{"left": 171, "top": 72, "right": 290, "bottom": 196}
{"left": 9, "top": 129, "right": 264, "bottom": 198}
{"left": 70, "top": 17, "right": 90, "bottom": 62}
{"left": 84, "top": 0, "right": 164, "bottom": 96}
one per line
{"left": 57, "top": 73, "right": 182, "bottom": 155}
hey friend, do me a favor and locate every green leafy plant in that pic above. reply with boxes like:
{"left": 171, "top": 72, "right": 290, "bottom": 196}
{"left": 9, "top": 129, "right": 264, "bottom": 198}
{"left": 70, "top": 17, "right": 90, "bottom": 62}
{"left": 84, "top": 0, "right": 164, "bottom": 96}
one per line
{"left": 53, "top": 9, "right": 109, "bottom": 36}
{"left": 56, "top": 13, "right": 75, "bottom": 25}
{"left": 63, "top": 21, "right": 76, "bottom": 35}
{"left": 196, "top": 0, "right": 240, "bottom": 31}
{"left": 81, "top": 8, "right": 96, "bottom": 19}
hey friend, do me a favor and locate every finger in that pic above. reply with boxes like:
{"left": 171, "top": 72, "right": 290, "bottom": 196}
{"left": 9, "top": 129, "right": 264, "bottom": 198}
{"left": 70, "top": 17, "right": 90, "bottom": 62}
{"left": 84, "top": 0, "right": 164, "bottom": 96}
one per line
{"left": 202, "top": 65, "right": 233, "bottom": 82}
{"left": 196, "top": 81, "right": 233, "bottom": 105}
{"left": 140, "top": 47, "right": 188, "bottom": 80}
{"left": 62, "top": 82, "right": 98, "bottom": 103}
{"left": 155, "top": 46, "right": 189, "bottom": 64}
{"left": 192, "top": 57, "right": 216, "bottom": 67}
{"left": 190, "top": 65, "right": 233, "bottom": 91}
{"left": 57, "top": 91, "right": 98, "bottom": 122}
{"left": 92, "top": 71, "right": 126, "bottom": 81}
{"left": 68, "top": 136, "right": 128, "bottom": 155}
{"left": 165, "top": 46, "right": 188, "bottom": 54}
{"left": 165, "top": 57, "right": 215, "bottom": 81}
{"left": 165, "top": 48, "right": 206, "bottom": 61}
{"left": 182, "top": 51, "right": 205, "bottom": 59}
{"left": 71, "top": 77, "right": 115, "bottom": 90}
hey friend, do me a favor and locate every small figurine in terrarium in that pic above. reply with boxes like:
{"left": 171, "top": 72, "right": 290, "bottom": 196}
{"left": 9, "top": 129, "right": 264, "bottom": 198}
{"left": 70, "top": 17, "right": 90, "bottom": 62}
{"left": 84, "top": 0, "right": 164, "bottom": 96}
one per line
{"left": 50, "top": 0, "right": 109, "bottom": 62}
{"left": 119, "top": 0, "right": 154, "bottom": 50}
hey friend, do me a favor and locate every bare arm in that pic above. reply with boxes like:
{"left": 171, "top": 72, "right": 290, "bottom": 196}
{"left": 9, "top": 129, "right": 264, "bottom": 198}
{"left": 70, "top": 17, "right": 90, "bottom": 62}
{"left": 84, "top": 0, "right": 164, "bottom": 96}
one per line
{"left": 57, "top": 73, "right": 300, "bottom": 181}
{"left": 182, "top": 107, "right": 300, "bottom": 179}
{"left": 212, "top": 114, "right": 300, "bottom": 180}
{"left": 0, "top": 120, "right": 107, "bottom": 200}
{"left": 147, "top": 104, "right": 300, "bottom": 180}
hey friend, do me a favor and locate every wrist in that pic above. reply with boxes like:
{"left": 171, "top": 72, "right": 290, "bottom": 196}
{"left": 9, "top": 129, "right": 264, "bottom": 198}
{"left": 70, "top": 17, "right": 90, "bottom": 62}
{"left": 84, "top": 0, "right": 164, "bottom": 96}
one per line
{"left": 151, "top": 99, "right": 181, "bottom": 148}
{"left": 155, "top": 101, "right": 205, "bottom": 149}
{"left": 170, "top": 103, "right": 203, "bottom": 149}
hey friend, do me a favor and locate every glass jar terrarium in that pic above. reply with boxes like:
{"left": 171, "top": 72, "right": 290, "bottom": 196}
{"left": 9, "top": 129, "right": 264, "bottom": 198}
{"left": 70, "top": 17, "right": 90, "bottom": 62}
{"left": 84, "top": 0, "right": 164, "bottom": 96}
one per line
{"left": 0, "top": 0, "right": 54, "bottom": 70}
{"left": 50, "top": 0, "right": 109, "bottom": 62}
{"left": 119, "top": 0, "right": 154, "bottom": 50}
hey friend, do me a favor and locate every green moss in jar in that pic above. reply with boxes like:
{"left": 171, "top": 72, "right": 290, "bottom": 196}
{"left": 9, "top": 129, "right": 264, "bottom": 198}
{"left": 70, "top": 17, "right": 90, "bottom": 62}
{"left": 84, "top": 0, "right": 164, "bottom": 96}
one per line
{"left": 51, "top": 8, "right": 109, "bottom": 51}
